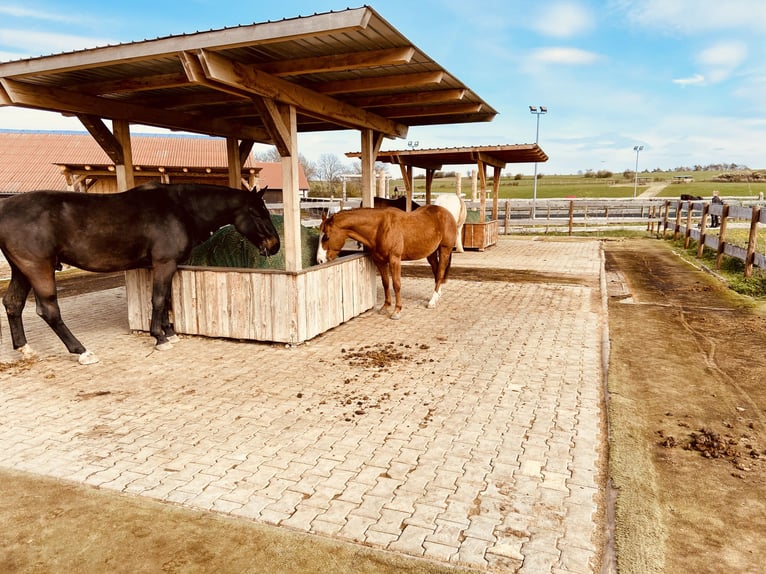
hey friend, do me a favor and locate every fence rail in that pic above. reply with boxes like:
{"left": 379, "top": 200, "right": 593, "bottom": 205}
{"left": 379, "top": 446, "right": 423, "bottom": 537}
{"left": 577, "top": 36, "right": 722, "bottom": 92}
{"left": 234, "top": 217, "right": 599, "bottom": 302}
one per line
{"left": 278, "top": 197, "right": 766, "bottom": 277}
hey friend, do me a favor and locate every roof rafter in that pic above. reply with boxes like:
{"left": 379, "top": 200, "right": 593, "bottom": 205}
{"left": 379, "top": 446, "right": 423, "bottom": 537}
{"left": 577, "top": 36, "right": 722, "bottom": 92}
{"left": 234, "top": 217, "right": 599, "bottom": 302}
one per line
{"left": 258, "top": 46, "right": 415, "bottom": 76}
{"left": 192, "top": 49, "right": 408, "bottom": 138}
{"left": 0, "top": 77, "right": 264, "bottom": 140}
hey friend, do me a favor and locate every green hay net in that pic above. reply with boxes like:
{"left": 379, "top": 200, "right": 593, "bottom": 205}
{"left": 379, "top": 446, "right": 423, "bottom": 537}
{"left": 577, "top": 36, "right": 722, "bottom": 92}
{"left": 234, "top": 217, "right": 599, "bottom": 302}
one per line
{"left": 185, "top": 215, "right": 320, "bottom": 270}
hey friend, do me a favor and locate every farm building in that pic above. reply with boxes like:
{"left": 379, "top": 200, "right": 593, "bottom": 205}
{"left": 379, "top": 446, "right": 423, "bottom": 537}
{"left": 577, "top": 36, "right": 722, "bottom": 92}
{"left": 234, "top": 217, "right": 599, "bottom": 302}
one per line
{"left": 0, "top": 131, "right": 308, "bottom": 199}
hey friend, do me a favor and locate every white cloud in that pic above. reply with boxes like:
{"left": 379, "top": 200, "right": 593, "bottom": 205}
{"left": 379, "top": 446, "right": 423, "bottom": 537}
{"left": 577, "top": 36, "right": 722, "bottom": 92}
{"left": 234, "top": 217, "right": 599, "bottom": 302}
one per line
{"left": 0, "top": 5, "right": 79, "bottom": 23}
{"left": 0, "top": 29, "right": 116, "bottom": 57}
{"left": 672, "top": 73, "right": 705, "bottom": 86}
{"left": 697, "top": 41, "right": 747, "bottom": 83}
{"left": 530, "top": 47, "right": 602, "bottom": 65}
{"left": 618, "top": 0, "right": 766, "bottom": 33}
{"left": 532, "top": 1, "right": 594, "bottom": 38}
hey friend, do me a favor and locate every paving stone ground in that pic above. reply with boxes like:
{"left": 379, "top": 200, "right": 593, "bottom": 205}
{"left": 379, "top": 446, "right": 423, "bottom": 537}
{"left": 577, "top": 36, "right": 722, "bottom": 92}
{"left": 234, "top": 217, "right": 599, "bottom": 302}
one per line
{"left": 0, "top": 237, "right": 607, "bottom": 573}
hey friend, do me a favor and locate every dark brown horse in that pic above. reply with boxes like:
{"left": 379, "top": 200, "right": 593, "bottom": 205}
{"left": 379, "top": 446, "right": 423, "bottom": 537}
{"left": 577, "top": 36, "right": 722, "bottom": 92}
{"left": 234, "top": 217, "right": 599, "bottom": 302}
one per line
{"left": 316, "top": 206, "right": 456, "bottom": 319}
{"left": 0, "top": 182, "right": 280, "bottom": 364}
{"left": 373, "top": 196, "right": 421, "bottom": 211}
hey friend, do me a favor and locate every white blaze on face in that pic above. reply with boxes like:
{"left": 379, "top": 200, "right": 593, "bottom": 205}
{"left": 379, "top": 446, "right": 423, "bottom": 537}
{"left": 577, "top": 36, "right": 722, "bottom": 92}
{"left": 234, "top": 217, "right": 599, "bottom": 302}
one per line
{"left": 316, "top": 234, "right": 328, "bottom": 264}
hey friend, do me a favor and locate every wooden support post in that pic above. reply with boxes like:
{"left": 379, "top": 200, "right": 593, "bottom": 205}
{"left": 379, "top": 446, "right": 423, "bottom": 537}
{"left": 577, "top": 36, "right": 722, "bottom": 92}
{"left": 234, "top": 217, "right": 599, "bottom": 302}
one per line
{"left": 715, "top": 204, "right": 730, "bottom": 270}
{"left": 478, "top": 162, "right": 487, "bottom": 223}
{"left": 504, "top": 200, "right": 510, "bottom": 235}
{"left": 471, "top": 169, "right": 478, "bottom": 202}
{"left": 112, "top": 119, "right": 134, "bottom": 191}
{"left": 745, "top": 206, "right": 761, "bottom": 278}
{"left": 425, "top": 169, "right": 435, "bottom": 207}
{"left": 684, "top": 201, "right": 693, "bottom": 248}
{"left": 662, "top": 200, "right": 670, "bottom": 238}
{"left": 568, "top": 200, "right": 574, "bottom": 236}
{"left": 279, "top": 104, "right": 301, "bottom": 272}
{"left": 673, "top": 201, "right": 683, "bottom": 240}
{"left": 697, "top": 203, "right": 709, "bottom": 258}
{"left": 492, "top": 166, "right": 500, "bottom": 220}
{"left": 226, "top": 137, "right": 241, "bottom": 190}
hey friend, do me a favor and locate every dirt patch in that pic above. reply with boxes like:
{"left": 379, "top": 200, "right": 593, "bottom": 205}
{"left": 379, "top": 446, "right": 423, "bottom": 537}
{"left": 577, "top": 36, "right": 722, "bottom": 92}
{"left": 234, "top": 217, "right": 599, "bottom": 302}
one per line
{"left": 0, "top": 468, "right": 479, "bottom": 574}
{"left": 605, "top": 237, "right": 766, "bottom": 574}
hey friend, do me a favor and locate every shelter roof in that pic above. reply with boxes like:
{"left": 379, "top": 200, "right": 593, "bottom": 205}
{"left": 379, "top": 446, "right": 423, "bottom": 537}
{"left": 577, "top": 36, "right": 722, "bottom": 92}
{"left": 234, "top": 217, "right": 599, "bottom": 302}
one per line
{"left": 346, "top": 144, "right": 548, "bottom": 171}
{"left": 0, "top": 6, "right": 496, "bottom": 144}
{"left": 0, "top": 131, "right": 308, "bottom": 192}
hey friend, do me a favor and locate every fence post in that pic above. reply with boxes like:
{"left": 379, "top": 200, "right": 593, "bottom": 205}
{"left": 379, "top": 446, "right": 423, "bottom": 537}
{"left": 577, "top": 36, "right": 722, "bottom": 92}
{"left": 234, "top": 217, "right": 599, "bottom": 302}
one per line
{"left": 673, "top": 201, "right": 682, "bottom": 240}
{"left": 697, "top": 203, "right": 709, "bottom": 258}
{"left": 745, "top": 206, "right": 761, "bottom": 278}
{"left": 662, "top": 200, "right": 670, "bottom": 238}
{"left": 715, "top": 203, "right": 730, "bottom": 269}
{"left": 504, "top": 200, "right": 510, "bottom": 235}
{"left": 568, "top": 200, "right": 574, "bottom": 236}
{"left": 683, "top": 201, "right": 693, "bottom": 248}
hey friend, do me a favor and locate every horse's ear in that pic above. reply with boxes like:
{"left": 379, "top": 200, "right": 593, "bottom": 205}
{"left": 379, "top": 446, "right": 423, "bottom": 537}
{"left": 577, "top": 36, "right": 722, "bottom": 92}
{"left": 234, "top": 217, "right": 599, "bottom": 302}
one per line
{"left": 255, "top": 186, "right": 268, "bottom": 198}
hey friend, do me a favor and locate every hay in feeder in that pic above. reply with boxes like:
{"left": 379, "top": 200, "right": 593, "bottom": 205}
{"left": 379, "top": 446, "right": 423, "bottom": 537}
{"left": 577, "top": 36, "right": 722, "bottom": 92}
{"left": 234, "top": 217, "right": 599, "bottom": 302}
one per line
{"left": 185, "top": 215, "right": 320, "bottom": 269}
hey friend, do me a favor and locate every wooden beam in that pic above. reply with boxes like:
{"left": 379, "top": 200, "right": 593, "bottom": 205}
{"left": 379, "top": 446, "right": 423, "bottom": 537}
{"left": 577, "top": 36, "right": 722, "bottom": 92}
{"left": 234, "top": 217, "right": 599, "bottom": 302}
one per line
{"left": 258, "top": 47, "right": 415, "bottom": 76}
{"left": 0, "top": 77, "right": 264, "bottom": 141}
{"left": 77, "top": 115, "right": 124, "bottom": 164}
{"left": 226, "top": 137, "right": 241, "bottom": 190}
{"left": 251, "top": 97, "right": 292, "bottom": 157}
{"left": 347, "top": 88, "right": 465, "bottom": 108}
{"left": 239, "top": 139, "right": 254, "bottom": 167}
{"left": 194, "top": 50, "right": 407, "bottom": 138}
{"left": 470, "top": 151, "right": 507, "bottom": 169}
{"left": 315, "top": 71, "right": 443, "bottom": 95}
{"left": 374, "top": 102, "right": 482, "bottom": 119}
{"left": 74, "top": 72, "right": 190, "bottom": 95}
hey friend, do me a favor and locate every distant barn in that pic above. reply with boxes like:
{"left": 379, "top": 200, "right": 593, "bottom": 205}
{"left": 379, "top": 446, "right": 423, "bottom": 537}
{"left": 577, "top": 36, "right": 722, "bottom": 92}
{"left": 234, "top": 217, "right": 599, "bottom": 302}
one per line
{"left": 0, "top": 131, "right": 309, "bottom": 201}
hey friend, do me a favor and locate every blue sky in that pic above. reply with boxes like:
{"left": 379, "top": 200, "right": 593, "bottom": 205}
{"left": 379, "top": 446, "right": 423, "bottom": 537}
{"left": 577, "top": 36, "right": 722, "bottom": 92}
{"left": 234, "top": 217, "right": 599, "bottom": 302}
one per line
{"left": 1, "top": 0, "right": 766, "bottom": 175}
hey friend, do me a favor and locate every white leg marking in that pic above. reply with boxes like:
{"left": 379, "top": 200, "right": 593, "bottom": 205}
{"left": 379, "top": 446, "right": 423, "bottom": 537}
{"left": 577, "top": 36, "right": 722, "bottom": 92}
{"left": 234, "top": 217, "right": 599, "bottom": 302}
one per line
{"left": 18, "top": 344, "right": 37, "bottom": 359}
{"left": 155, "top": 341, "right": 174, "bottom": 351}
{"left": 77, "top": 350, "right": 100, "bottom": 365}
{"left": 167, "top": 335, "right": 180, "bottom": 344}
{"left": 427, "top": 291, "right": 440, "bottom": 309}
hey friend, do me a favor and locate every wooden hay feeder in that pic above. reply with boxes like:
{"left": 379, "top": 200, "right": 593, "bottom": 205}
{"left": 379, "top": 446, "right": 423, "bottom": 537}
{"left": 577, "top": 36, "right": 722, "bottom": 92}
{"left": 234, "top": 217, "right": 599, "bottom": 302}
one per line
{"left": 125, "top": 254, "right": 376, "bottom": 345}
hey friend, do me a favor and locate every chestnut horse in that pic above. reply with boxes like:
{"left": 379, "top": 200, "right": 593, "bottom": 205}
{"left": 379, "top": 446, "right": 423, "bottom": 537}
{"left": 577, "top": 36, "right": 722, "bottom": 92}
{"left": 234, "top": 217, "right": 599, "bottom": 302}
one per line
{"left": 316, "top": 206, "right": 456, "bottom": 319}
{"left": 0, "top": 183, "right": 280, "bottom": 364}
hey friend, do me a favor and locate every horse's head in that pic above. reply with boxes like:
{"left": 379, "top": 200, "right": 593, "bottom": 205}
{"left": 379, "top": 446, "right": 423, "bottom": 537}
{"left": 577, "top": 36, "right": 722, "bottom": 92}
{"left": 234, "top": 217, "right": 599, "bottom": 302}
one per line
{"left": 234, "top": 187, "right": 280, "bottom": 257}
{"left": 316, "top": 212, "right": 343, "bottom": 264}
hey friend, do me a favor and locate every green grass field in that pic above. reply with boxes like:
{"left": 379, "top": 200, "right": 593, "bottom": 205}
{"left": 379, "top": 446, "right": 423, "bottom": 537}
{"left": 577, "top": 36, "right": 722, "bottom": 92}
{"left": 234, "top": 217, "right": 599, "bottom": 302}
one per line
{"left": 380, "top": 169, "right": 766, "bottom": 200}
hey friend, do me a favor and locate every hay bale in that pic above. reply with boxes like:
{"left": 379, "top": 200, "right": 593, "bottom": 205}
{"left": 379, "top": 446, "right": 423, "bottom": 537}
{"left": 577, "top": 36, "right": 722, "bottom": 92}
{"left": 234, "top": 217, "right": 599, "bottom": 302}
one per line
{"left": 185, "top": 215, "right": 320, "bottom": 269}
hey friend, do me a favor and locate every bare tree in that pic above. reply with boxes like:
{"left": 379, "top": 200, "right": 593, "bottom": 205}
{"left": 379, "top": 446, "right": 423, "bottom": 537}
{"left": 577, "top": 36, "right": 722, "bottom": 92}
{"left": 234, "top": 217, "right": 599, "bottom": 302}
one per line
{"left": 252, "top": 146, "right": 317, "bottom": 184}
{"left": 315, "top": 153, "right": 347, "bottom": 195}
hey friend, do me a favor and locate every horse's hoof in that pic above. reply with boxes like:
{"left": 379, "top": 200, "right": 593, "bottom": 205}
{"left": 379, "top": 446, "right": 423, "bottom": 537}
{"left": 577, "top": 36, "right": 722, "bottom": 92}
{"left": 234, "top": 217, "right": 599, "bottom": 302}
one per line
{"left": 167, "top": 335, "right": 180, "bottom": 344}
{"left": 390, "top": 312, "right": 402, "bottom": 320}
{"left": 155, "top": 341, "right": 174, "bottom": 351}
{"left": 17, "top": 344, "right": 37, "bottom": 359}
{"left": 377, "top": 307, "right": 390, "bottom": 315}
{"left": 77, "top": 351, "right": 100, "bottom": 365}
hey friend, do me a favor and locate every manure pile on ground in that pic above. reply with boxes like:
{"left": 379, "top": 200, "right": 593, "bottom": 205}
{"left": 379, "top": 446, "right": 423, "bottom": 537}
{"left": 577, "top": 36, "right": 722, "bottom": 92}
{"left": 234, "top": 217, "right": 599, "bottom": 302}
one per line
{"left": 185, "top": 215, "right": 320, "bottom": 269}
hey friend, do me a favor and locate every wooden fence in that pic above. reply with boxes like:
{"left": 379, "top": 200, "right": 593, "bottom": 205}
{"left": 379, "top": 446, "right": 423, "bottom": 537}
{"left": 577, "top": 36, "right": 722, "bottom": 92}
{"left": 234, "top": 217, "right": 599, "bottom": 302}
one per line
{"left": 656, "top": 199, "right": 766, "bottom": 277}
{"left": 283, "top": 197, "right": 766, "bottom": 277}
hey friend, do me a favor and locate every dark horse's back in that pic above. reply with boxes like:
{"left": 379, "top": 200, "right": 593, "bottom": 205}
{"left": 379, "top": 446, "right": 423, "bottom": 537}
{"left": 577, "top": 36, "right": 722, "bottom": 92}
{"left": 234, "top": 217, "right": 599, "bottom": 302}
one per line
{"left": 0, "top": 183, "right": 270, "bottom": 274}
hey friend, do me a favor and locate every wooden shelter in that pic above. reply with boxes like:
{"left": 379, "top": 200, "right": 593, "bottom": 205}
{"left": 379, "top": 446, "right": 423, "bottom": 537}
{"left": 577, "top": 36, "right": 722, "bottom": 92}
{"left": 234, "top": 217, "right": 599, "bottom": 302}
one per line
{"left": 0, "top": 6, "right": 498, "bottom": 343}
{"left": 348, "top": 144, "right": 548, "bottom": 249}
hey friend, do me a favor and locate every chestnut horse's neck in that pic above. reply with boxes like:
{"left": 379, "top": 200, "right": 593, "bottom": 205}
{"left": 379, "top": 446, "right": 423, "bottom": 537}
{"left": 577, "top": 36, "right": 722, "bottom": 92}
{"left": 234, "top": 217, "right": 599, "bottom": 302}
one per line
{"left": 333, "top": 209, "right": 386, "bottom": 249}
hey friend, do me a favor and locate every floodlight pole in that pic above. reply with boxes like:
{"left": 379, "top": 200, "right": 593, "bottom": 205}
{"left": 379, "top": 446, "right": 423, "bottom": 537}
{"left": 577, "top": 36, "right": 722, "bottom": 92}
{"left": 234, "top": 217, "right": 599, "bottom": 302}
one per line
{"left": 633, "top": 145, "right": 644, "bottom": 198}
{"left": 530, "top": 106, "right": 547, "bottom": 218}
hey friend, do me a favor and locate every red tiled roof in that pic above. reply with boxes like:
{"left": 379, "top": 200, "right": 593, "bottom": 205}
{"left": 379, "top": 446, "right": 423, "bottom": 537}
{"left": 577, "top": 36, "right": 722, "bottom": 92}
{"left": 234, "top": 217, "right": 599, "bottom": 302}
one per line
{"left": 0, "top": 131, "right": 308, "bottom": 192}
